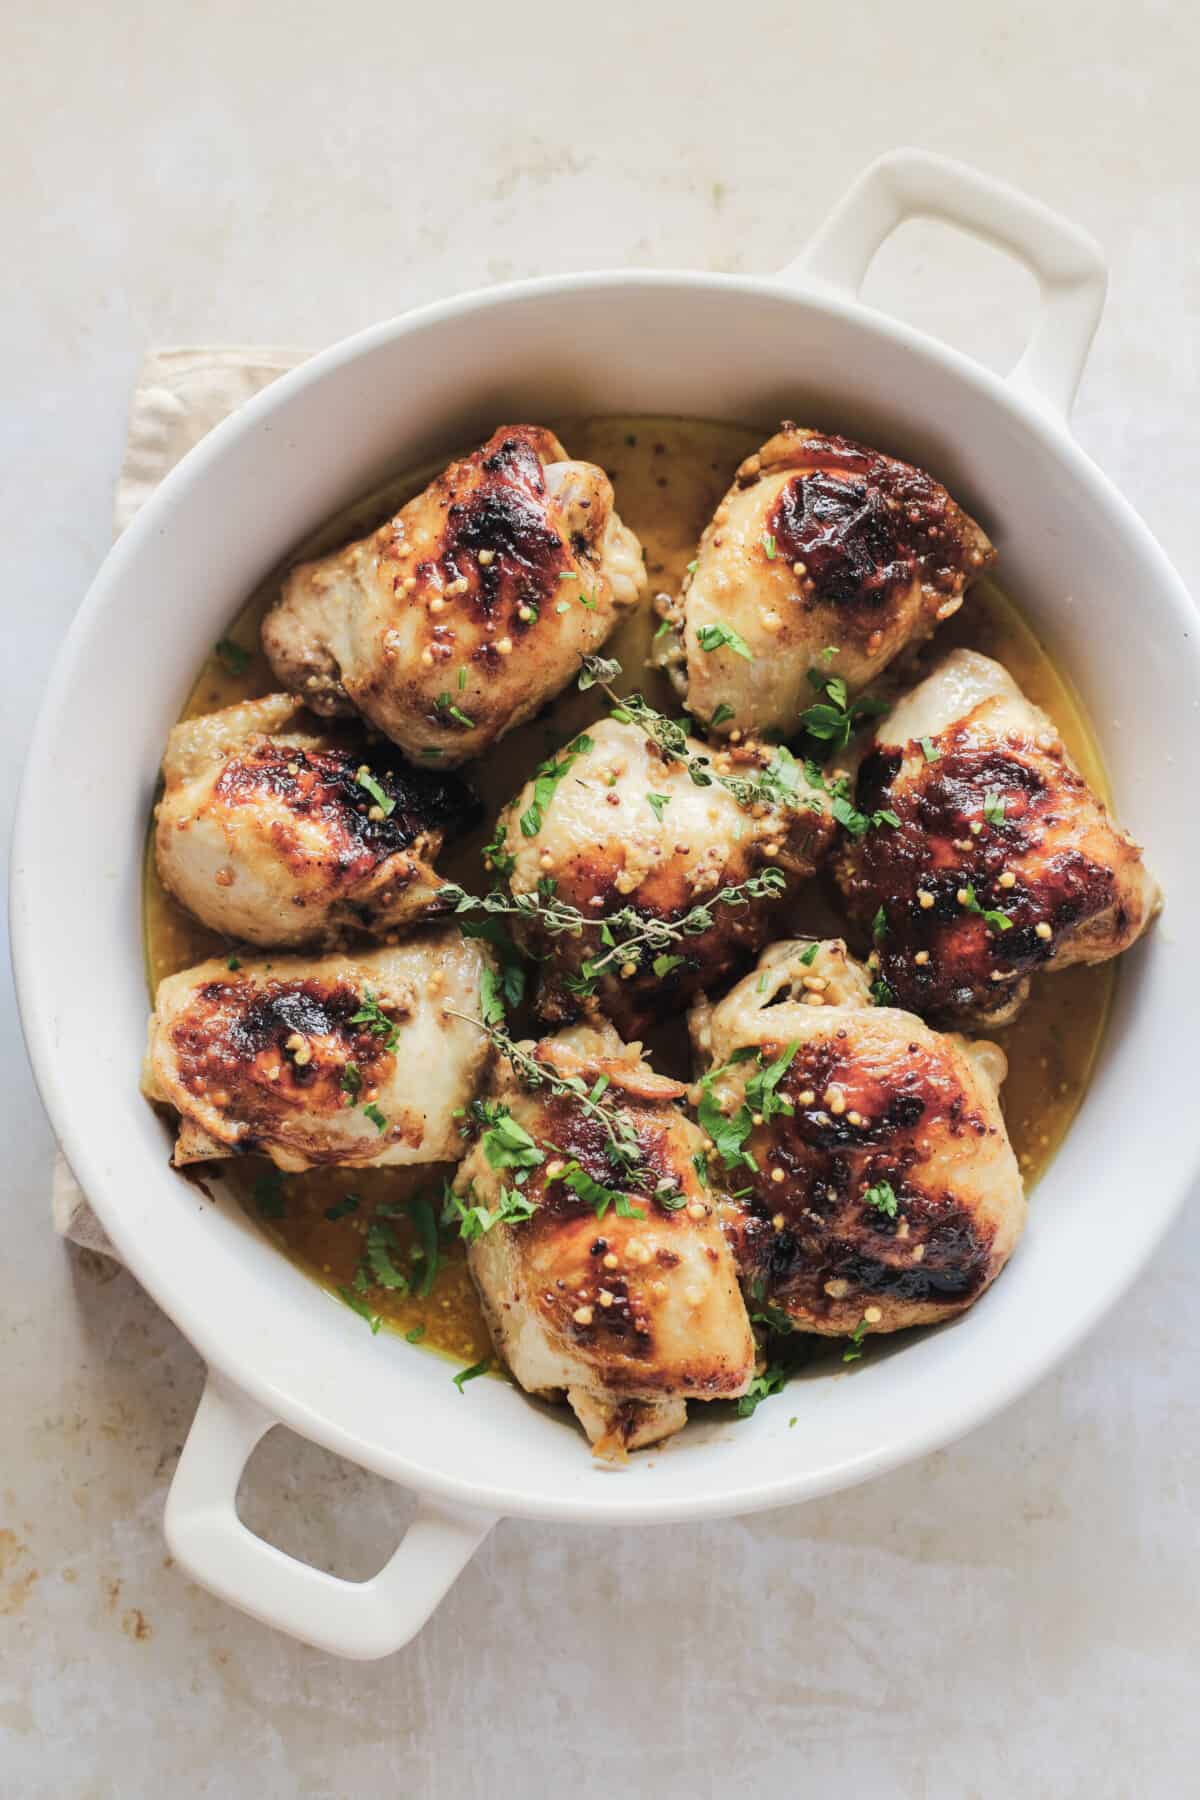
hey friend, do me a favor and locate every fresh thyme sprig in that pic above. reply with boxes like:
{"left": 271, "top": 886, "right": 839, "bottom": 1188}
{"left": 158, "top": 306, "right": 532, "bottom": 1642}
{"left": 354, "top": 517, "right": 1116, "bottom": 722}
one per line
{"left": 438, "top": 867, "right": 786, "bottom": 997}
{"left": 446, "top": 1006, "right": 652, "bottom": 1187}
{"left": 577, "top": 656, "right": 823, "bottom": 817}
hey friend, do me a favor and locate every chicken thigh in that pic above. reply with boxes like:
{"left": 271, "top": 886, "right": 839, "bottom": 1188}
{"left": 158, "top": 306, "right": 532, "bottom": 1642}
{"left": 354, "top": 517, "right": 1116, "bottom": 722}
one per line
{"left": 689, "top": 939, "right": 1025, "bottom": 1337}
{"left": 653, "top": 424, "right": 994, "bottom": 739}
{"left": 835, "top": 650, "right": 1160, "bottom": 1025}
{"left": 155, "top": 694, "right": 476, "bottom": 948}
{"left": 262, "top": 425, "right": 646, "bottom": 766}
{"left": 143, "top": 929, "right": 493, "bottom": 1171}
{"left": 454, "top": 1022, "right": 755, "bottom": 1455}
{"left": 486, "top": 714, "right": 835, "bottom": 1033}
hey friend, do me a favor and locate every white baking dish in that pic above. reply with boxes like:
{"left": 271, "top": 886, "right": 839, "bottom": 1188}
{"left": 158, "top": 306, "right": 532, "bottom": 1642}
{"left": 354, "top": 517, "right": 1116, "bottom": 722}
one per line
{"left": 12, "top": 150, "right": 1197, "bottom": 1659}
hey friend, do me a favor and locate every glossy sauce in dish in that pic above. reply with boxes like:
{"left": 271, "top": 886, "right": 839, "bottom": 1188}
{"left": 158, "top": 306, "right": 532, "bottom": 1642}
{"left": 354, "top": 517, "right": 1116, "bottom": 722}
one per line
{"left": 143, "top": 417, "right": 1113, "bottom": 1363}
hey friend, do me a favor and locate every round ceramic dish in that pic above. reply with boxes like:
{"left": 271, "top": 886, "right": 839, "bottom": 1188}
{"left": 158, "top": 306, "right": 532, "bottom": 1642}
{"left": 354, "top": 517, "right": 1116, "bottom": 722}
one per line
{"left": 12, "top": 150, "right": 1196, "bottom": 1660}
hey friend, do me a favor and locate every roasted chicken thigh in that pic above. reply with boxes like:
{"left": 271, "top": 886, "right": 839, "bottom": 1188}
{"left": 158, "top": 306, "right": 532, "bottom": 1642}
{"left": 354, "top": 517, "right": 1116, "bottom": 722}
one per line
{"left": 654, "top": 425, "right": 994, "bottom": 739}
{"left": 155, "top": 694, "right": 475, "bottom": 948}
{"left": 488, "top": 715, "right": 835, "bottom": 1033}
{"left": 689, "top": 939, "right": 1025, "bottom": 1337}
{"left": 143, "top": 930, "right": 493, "bottom": 1170}
{"left": 262, "top": 425, "right": 646, "bottom": 766}
{"left": 835, "top": 650, "right": 1160, "bottom": 1024}
{"left": 455, "top": 1022, "right": 755, "bottom": 1455}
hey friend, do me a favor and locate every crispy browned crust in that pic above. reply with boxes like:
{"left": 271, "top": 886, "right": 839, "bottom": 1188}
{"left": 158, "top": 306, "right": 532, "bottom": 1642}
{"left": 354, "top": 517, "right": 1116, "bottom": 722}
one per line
{"left": 837, "top": 726, "right": 1146, "bottom": 1022}
{"left": 730, "top": 1030, "right": 1005, "bottom": 1332}
{"left": 743, "top": 425, "right": 995, "bottom": 645}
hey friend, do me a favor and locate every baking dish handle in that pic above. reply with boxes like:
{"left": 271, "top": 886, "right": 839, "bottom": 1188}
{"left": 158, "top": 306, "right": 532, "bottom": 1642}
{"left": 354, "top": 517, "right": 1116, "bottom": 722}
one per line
{"left": 165, "top": 1370, "right": 497, "bottom": 1659}
{"left": 778, "top": 147, "right": 1108, "bottom": 424}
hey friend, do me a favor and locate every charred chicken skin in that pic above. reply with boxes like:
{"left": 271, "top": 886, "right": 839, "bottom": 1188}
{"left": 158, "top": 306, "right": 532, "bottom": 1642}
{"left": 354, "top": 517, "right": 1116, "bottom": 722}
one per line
{"left": 835, "top": 650, "right": 1160, "bottom": 1024}
{"left": 262, "top": 425, "right": 646, "bottom": 766}
{"left": 654, "top": 423, "right": 994, "bottom": 739}
{"left": 455, "top": 1023, "right": 755, "bottom": 1456}
{"left": 689, "top": 939, "right": 1025, "bottom": 1337}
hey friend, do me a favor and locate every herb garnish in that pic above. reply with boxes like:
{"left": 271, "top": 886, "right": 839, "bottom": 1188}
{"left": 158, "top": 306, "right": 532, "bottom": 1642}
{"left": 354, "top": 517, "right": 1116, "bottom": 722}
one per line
{"left": 863, "top": 1180, "right": 899, "bottom": 1218}
{"left": 215, "top": 637, "right": 250, "bottom": 676}
{"left": 736, "top": 1363, "right": 791, "bottom": 1417}
{"left": 350, "top": 990, "right": 400, "bottom": 1050}
{"left": 356, "top": 768, "right": 396, "bottom": 816}
{"left": 697, "top": 621, "right": 753, "bottom": 661}
{"left": 435, "top": 692, "right": 476, "bottom": 730}
{"left": 983, "top": 790, "right": 1007, "bottom": 827}
{"left": 761, "top": 532, "right": 777, "bottom": 560}
{"left": 645, "top": 792, "right": 671, "bottom": 822}
{"left": 253, "top": 1167, "right": 286, "bottom": 1219}
{"left": 798, "top": 670, "right": 889, "bottom": 755}
{"left": 338, "top": 1286, "right": 382, "bottom": 1333}
{"left": 440, "top": 869, "right": 785, "bottom": 1001}
{"left": 519, "top": 734, "right": 595, "bottom": 838}
{"left": 453, "top": 1357, "right": 491, "bottom": 1392}
{"left": 960, "top": 884, "right": 1013, "bottom": 932}
{"left": 843, "top": 1316, "right": 870, "bottom": 1364}
{"left": 323, "top": 1191, "right": 361, "bottom": 1221}
{"left": 363, "top": 1102, "right": 388, "bottom": 1132}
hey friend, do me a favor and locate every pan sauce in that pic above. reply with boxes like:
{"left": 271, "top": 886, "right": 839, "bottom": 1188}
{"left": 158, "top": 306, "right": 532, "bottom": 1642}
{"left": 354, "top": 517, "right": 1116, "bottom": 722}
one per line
{"left": 143, "top": 416, "right": 1112, "bottom": 1363}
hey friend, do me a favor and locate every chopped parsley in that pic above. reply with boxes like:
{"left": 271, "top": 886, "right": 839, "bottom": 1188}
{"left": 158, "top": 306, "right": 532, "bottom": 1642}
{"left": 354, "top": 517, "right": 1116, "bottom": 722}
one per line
{"left": 710, "top": 702, "right": 735, "bottom": 729}
{"left": 843, "top": 1317, "right": 870, "bottom": 1364}
{"left": 405, "top": 1324, "right": 426, "bottom": 1344}
{"left": 435, "top": 692, "right": 476, "bottom": 730}
{"left": 480, "top": 1108, "right": 545, "bottom": 1174}
{"left": 645, "top": 791, "right": 671, "bottom": 822}
{"left": 365, "top": 1220, "right": 409, "bottom": 1291}
{"left": 337, "top": 1286, "right": 382, "bottom": 1333}
{"left": 253, "top": 1167, "right": 286, "bottom": 1219}
{"left": 363, "top": 1102, "right": 388, "bottom": 1132}
{"left": 407, "top": 1193, "right": 441, "bottom": 1297}
{"left": 696, "top": 621, "right": 753, "bottom": 661}
{"left": 356, "top": 768, "right": 395, "bottom": 815}
{"left": 481, "top": 818, "right": 516, "bottom": 879}
{"left": 452, "top": 1357, "right": 491, "bottom": 1392}
{"left": 577, "top": 590, "right": 598, "bottom": 610}
{"left": 863, "top": 1180, "right": 899, "bottom": 1218}
{"left": 323, "top": 1192, "right": 361, "bottom": 1221}
{"left": 442, "top": 1178, "right": 538, "bottom": 1242}
{"left": 350, "top": 989, "right": 399, "bottom": 1050}
{"left": 652, "top": 953, "right": 685, "bottom": 978}
{"left": 214, "top": 636, "right": 250, "bottom": 676}
{"left": 557, "top": 1160, "right": 644, "bottom": 1221}
{"left": 736, "top": 1363, "right": 791, "bottom": 1417}
{"left": 960, "top": 884, "right": 1013, "bottom": 932}
{"left": 831, "top": 795, "right": 901, "bottom": 838}
{"left": 226, "top": 955, "right": 241, "bottom": 971}
{"left": 920, "top": 736, "right": 941, "bottom": 763}
{"left": 870, "top": 977, "right": 896, "bottom": 1006}
{"left": 744, "top": 1041, "right": 800, "bottom": 1126}
{"left": 519, "top": 734, "right": 595, "bottom": 838}
{"left": 871, "top": 906, "right": 888, "bottom": 943}
{"left": 798, "top": 670, "right": 889, "bottom": 754}
{"left": 983, "top": 790, "right": 1007, "bottom": 826}
{"left": 340, "top": 1063, "right": 362, "bottom": 1101}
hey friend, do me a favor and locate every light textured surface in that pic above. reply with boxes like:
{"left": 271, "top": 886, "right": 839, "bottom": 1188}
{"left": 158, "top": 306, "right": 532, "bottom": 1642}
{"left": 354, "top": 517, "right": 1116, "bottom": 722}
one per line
{"left": 3, "top": 2, "right": 1198, "bottom": 1793}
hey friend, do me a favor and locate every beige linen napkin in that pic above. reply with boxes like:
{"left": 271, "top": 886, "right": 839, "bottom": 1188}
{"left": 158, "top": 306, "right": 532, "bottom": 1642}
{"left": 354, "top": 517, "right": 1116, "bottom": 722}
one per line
{"left": 53, "top": 347, "right": 307, "bottom": 1258}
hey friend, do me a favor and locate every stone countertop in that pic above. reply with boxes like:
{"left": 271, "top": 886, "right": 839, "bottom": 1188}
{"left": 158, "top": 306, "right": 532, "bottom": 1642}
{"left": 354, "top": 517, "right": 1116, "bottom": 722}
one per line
{"left": 3, "top": 2, "right": 1197, "bottom": 1794}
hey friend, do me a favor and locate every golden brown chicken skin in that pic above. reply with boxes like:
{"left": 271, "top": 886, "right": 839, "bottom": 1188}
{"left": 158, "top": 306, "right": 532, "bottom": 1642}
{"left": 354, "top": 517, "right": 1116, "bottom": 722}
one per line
{"left": 455, "top": 1023, "right": 755, "bottom": 1456}
{"left": 835, "top": 651, "right": 1160, "bottom": 1025}
{"left": 155, "top": 695, "right": 476, "bottom": 948}
{"left": 262, "top": 425, "right": 645, "bottom": 766}
{"left": 490, "top": 716, "right": 834, "bottom": 1035}
{"left": 690, "top": 941, "right": 1025, "bottom": 1339}
{"left": 654, "top": 424, "right": 994, "bottom": 739}
{"left": 143, "top": 932, "right": 493, "bottom": 1170}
